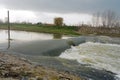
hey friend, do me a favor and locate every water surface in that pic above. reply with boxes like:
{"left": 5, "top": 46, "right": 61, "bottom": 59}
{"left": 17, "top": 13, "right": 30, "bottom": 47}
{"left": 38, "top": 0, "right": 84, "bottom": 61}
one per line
{"left": 0, "top": 30, "right": 72, "bottom": 49}
{"left": 60, "top": 42, "right": 120, "bottom": 79}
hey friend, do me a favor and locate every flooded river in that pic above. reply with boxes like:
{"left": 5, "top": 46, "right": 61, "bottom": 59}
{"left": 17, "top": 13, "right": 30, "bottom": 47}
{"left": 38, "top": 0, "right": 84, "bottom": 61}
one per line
{"left": 60, "top": 42, "right": 120, "bottom": 79}
{"left": 0, "top": 30, "right": 120, "bottom": 80}
{"left": 0, "top": 30, "right": 71, "bottom": 49}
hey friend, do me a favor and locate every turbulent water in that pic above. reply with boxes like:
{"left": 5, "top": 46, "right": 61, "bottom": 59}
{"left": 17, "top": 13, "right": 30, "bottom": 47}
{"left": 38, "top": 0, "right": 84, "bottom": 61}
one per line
{"left": 60, "top": 42, "right": 120, "bottom": 79}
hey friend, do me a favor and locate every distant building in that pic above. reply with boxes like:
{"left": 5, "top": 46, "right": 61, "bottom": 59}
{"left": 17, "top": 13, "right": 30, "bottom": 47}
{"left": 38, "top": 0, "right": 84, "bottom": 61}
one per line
{"left": 54, "top": 17, "right": 63, "bottom": 26}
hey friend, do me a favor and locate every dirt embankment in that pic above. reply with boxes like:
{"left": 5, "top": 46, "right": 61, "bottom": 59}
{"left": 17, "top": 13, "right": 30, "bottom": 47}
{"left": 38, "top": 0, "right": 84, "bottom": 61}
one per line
{"left": 0, "top": 52, "right": 82, "bottom": 80}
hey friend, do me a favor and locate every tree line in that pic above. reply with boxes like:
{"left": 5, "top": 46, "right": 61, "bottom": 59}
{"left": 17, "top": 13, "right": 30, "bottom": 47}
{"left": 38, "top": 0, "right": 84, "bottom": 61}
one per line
{"left": 78, "top": 10, "right": 120, "bottom": 36}
{"left": 92, "top": 10, "right": 120, "bottom": 28}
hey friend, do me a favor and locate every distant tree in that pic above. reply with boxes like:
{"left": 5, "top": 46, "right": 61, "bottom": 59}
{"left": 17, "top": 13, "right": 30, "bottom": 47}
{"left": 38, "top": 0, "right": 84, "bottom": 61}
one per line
{"left": 92, "top": 12, "right": 101, "bottom": 27}
{"left": 54, "top": 17, "right": 63, "bottom": 26}
{"left": 101, "top": 10, "right": 117, "bottom": 28}
{"left": 37, "top": 22, "right": 43, "bottom": 25}
{"left": 115, "top": 19, "right": 120, "bottom": 28}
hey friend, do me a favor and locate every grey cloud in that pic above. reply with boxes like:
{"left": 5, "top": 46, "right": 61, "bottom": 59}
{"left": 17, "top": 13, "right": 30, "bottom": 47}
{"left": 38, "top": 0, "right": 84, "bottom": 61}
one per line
{"left": 0, "top": 0, "right": 120, "bottom": 14}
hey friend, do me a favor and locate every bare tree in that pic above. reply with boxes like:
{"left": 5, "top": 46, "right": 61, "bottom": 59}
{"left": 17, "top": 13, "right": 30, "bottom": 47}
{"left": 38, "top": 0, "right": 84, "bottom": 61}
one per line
{"left": 92, "top": 13, "right": 96, "bottom": 27}
{"left": 114, "top": 20, "right": 120, "bottom": 28}
{"left": 92, "top": 12, "right": 101, "bottom": 27}
{"left": 101, "top": 10, "right": 117, "bottom": 28}
{"left": 101, "top": 11, "right": 107, "bottom": 27}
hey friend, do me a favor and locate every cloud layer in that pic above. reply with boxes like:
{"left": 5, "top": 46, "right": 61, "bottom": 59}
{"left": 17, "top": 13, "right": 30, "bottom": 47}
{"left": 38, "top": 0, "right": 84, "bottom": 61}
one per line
{"left": 0, "top": 0, "right": 119, "bottom": 25}
{"left": 0, "top": 0, "right": 119, "bottom": 14}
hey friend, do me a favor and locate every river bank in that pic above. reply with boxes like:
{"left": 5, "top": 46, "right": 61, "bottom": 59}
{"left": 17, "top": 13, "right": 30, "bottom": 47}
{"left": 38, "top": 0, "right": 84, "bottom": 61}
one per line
{"left": 0, "top": 23, "right": 120, "bottom": 37}
{"left": 0, "top": 23, "right": 79, "bottom": 36}
{"left": 0, "top": 52, "right": 82, "bottom": 80}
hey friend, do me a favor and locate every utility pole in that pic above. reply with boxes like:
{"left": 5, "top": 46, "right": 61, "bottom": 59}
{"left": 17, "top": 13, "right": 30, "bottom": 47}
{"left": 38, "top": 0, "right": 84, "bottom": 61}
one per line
{"left": 7, "top": 10, "right": 10, "bottom": 49}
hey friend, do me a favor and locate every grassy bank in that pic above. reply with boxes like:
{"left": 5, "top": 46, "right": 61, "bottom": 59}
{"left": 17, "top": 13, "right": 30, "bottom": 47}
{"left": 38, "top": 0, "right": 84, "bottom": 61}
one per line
{"left": 0, "top": 23, "right": 80, "bottom": 36}
{"left": 0, "top": 23, "right": 120, "bottom": 37}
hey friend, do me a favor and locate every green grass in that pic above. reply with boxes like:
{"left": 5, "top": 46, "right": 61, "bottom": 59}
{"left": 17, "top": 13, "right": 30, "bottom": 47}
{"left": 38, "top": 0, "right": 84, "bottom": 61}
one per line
{"left": 1, "top": 23, "right": 119, "bottom": 37}
{"left": 0, "top": 23, "right": 80, "bottom": 36}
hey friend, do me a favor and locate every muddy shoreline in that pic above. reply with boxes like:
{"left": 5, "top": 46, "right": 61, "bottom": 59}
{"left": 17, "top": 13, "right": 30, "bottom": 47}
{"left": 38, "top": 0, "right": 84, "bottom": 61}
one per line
{"left": 0, "top": 52, "right": 83, "bottom": 80}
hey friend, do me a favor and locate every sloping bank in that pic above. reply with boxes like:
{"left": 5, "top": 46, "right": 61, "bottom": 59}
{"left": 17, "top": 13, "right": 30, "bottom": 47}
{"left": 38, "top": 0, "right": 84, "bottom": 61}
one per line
{"left": 8, "top": 36, "right": 120, "bottom": 80}
{"left": 0, "top": 52, "right": 82, "bottom": 80}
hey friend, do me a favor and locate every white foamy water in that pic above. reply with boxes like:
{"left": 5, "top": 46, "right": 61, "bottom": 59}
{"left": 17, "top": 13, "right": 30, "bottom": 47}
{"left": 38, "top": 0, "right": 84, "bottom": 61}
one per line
{"left": 60, "top": 42, "right": 120, "bottom": 79}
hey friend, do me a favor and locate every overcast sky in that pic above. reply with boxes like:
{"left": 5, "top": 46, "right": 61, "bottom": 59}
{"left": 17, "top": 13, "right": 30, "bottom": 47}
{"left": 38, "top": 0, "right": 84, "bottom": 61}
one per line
{"left": 0, "top": 0, "right": 119, "bottom": 25}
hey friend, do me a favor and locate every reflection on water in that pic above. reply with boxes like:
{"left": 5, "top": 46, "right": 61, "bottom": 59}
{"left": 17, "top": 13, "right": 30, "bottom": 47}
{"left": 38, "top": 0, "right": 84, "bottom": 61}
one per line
{"left": 0, "top": 30, "right": 71, "bottom": 49}
{"left": 53, "top": 34, "right": 62, "bottom": 39}
{"left": 0, "top": 30, "right": 71, "bottom": 42}
{"left": 0, "top": 30, "right": 53, "bottom": 42}
{"left": 0, "top": 30, "right": 8, "bottom": 43}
